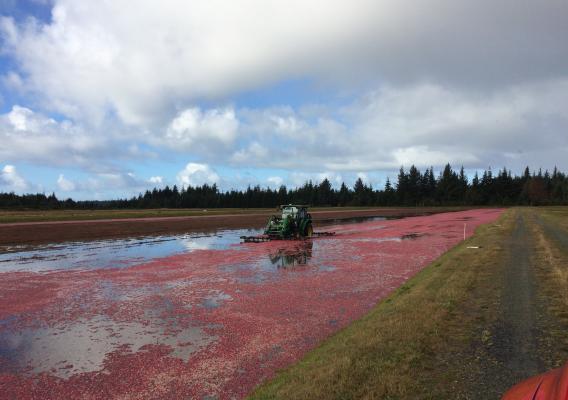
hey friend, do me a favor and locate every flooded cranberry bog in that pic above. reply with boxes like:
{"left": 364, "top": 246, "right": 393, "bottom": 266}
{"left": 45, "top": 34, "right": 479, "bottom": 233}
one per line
{"left": 0, "top": 209, "right": 502, "bottom": 399}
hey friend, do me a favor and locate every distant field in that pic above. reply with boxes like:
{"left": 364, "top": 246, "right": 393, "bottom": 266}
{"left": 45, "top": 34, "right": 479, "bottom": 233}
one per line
{"left": 0, "top": 208, "right": 273, "bottom": 224}
{"left": 0, "top": 206, "right": 464, "bottom": 224}
{"left": 249, "top": 207, "right": 568, "bottom": 399}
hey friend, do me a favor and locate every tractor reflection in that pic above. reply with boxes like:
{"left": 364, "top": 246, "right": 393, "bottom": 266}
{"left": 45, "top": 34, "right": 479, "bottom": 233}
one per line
{"left": 268, "top": 241, "right": 313, "bottom": 268}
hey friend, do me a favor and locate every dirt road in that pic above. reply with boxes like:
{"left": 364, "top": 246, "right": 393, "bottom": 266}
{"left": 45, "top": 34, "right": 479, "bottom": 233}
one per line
{"left": 463, "top": 209, "right": 567, "bottom": 398}
{"left": 500, "top": 215, "right": 542, "bottom": 377}
{"left": 473, "top": 213, "right": 543, "bottom": 397}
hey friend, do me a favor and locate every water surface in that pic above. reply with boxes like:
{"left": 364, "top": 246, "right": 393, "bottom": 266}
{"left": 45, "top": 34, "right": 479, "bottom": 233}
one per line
{"left": 0, "top": 228, "right": 262, "bottom": 272}
{"left": 0, "top": 217, "right": 388, "bottom": 273}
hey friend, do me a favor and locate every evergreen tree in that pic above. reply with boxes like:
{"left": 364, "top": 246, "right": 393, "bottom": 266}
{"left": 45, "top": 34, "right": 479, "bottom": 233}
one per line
{"left": 352, "top": 177, "right": 367, "bottom": 206}
{"left": 3, "top": 164, "right": 568, "bottom": 209}
{"left": 407, "top": 165, "right": 421, "bottom": 206}
{"left": 396, "top": 167, "right": 408, "bottom": 205}
{"left": 338, "top": 182, "right": 350, "bottom": 206}
{"left": 317, "top": 178, "right": 333, "bottom": 206}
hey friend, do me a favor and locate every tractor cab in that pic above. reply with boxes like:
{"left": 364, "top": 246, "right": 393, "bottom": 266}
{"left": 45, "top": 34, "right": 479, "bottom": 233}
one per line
{"left": 281, "top": 205, "right": 308, "bottom": 221}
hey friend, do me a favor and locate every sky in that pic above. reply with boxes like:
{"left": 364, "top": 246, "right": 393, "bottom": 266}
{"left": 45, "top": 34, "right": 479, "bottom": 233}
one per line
{"left": 0, "top": 0, "right": 567, "bottom": 200}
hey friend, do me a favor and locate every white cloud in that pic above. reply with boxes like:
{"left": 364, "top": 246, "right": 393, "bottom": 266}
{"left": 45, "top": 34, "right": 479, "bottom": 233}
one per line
{"left": 267, "top": 176, "right": 283, "bottom": 187}
{"left": 88, "top": 173, "right": 143, "bottom": 190}
{"left": 1, "top": 71, "right": 24, "bottom": 91}
{"left": 238, "top": 107, "right": 307, "bottom": 139}
{"left": 0, "top": 165, "right": 29, "bottom": 191}
{"left": 56, "top": 174, "right": 75, "bottom": 191}
{"left": 176, "top": 163, "right": 220, "bottom": 187}
{"left": 0, "top": 0, "right": 376, "bottom": 124}
{"left": 230, "top": 142, "right": 268, "bottom": 164}
{"left": 391, "top": 146, "right": 478, "bottom": 168}
{"left": 228, "top": 79, "right": 568, "bottom": 172}
{"left": 53, "top": 172, "right": 161, "bottom": 198}
{"left": 0, "top": 105, "right": 110, "bottom": 168}
{"left": 289, "top": 171, "right": 344, "bottom": 187}
{"left": 164, "top": 107, "right": 238, "bottom": 151}
{"left": 7, "top": 105, "right": 48, "bottom": 131}
{"left": 148, "top": 176, "right": 163, "bottom": 185}
{"left": 9, "top": 154, "right": 222, "bottom": 198}
{"left": 3, "top": 0, "right": 566, "bottom": 125}
{"left": 0, "top": 105, "right": 157, "bottom": 172}
{"left": 3, "top": 79, "right": 568, "bottom": 191}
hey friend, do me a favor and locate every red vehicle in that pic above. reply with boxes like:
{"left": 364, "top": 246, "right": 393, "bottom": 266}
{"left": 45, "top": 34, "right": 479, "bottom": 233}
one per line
{"left": 502, "top": 362, "right": 568, "bottom": 400}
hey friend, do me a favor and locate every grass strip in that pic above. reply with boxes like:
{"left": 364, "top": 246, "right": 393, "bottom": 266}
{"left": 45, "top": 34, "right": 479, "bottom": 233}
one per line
{"left": 529, "top": 208, "right": 568, "bottom": 369}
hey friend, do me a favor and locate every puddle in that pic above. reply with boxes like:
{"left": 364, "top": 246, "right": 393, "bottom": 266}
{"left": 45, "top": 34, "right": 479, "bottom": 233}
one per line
{"left": 0, "top": 315, "right": 217, "bottom": 378}
{"left": 0, "top": 280, "right": 225, "bottom": 379}
{"left": 0, "top": 228, "right": 262, "bottom": 272}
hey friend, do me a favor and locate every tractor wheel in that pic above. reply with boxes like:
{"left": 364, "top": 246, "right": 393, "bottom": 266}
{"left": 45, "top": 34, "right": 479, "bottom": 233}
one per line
{"left": 305, "top": 223, "right": 313, "bottom": 237}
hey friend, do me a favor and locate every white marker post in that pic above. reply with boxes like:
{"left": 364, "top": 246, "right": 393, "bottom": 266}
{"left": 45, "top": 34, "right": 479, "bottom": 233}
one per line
{"left": 463, "top": 223, "right": 466, "bottom": 240}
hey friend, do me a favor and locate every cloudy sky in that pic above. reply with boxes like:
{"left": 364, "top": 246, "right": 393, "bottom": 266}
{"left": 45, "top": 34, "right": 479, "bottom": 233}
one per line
{"left": 1, "top": 0, "right": 567, "bottom": 199}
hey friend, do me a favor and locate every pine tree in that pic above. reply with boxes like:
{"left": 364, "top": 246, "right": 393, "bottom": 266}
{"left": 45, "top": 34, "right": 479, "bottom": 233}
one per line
{"left": 407, "top": 165, "right": 421, "bottom": 206}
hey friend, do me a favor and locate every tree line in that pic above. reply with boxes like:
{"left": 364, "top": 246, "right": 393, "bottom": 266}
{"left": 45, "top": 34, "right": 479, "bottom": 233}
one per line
{"left": 1, "top": 164, "right": 568, "bottom": 209}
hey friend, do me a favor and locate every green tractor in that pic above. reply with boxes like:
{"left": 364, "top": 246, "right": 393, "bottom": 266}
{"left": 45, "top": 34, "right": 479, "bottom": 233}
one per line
{"left": 241, "top": 205, "right": 334, "bottom": 242}
{"left": 264, "top": 204, "right": 314, "bottom": 239}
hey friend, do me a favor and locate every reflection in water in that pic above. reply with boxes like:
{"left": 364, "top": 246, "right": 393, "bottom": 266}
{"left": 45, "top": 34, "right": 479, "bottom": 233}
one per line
{"left": 0, "top": 315, "right": 217, "bottom": 378}
{"left": 268, "top": 241, "right": 313, "bottom": 268}
{"left": 225, "top": 240, "right": 336, "bottom": 280}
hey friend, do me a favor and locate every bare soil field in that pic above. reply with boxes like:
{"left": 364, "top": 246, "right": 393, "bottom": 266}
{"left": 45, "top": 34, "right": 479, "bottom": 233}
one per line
{"left": 0, "top": 207, "right": 467, "bottom": 246}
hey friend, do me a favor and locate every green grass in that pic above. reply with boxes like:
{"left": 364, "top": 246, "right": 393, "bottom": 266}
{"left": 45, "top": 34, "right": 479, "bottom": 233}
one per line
{"left": 249, "top": 210, "right": 514, "bottom": 399}
{"left": 529, "top": 207, "right": 568, "bottom": 368}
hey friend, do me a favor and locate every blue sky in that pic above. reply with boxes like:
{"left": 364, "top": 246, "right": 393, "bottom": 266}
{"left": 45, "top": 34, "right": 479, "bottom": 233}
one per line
{"left": 1, "top": 0, "right": 568, "bottom": 199}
